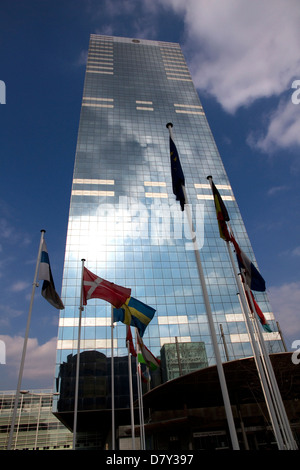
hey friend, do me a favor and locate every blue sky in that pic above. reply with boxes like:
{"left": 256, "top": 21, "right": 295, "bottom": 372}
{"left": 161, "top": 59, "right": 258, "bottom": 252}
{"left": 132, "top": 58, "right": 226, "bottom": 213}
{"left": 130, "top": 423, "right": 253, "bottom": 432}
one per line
{"left": 0, "top": 0, "right": 300, "bottom": 390}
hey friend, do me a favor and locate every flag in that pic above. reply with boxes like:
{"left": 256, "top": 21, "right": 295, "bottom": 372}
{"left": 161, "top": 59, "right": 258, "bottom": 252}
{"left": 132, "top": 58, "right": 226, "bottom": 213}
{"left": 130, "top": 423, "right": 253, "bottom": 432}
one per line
{"left": 113, "top": 296, "right": 156, "bottom": 337}
{"left": 136, "top": 331, "right": 160, "bottom": 371}
{"left": 169, "top": 136, "right": 185, "bottom": 211}
{"left": 39, "top": 240, "right": 64, "bottom": 310}
{"left": 82, "top": 267, "right": 131, "bottom": 308}
{"left": 246, "top": 290, "right": 272, "bottom": 333}
{"left": 230, "top": 236, "right": 266, "bottom": 292}
{"left": 209, "top": 178, "right": 231, "bottom": 241}
{"left": 139, "top": 367, "right": 150, "bottom": 384}
{"left": 126, "top": 326, "right": 137, "bottom": 357}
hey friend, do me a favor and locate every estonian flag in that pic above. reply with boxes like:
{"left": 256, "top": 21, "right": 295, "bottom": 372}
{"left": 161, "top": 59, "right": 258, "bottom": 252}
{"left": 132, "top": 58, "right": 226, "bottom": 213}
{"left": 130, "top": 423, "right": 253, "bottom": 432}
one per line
{"left": 169, "top": 136, "right": 186, "bottom": 211}
{"left": 113, "top": 296, "right": 156, "bottom": 337}
{"left": 231, "top": 235, "right": 266, "bottom": 292}
{"left": 39, "top": 241, "right": 64, "bottom": 310}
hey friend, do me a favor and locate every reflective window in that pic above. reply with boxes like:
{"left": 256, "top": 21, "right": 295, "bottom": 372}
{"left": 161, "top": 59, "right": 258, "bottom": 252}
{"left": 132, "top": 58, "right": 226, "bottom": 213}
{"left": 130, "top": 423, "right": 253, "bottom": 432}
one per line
{"left": 54, "top": 35, "right": 284, "bottom": 410}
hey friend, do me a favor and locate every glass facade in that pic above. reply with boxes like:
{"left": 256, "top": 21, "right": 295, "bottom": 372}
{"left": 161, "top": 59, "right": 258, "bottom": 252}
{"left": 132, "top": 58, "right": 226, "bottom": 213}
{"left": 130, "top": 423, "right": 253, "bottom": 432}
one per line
{"left": 0, "top": 390, "right": 72, "bottom": 450}
{"left": 161, "top": 342, "right": 208, "bottom": 382}
{"left": 53, "top": 34, "right": 284, "bottom": 427}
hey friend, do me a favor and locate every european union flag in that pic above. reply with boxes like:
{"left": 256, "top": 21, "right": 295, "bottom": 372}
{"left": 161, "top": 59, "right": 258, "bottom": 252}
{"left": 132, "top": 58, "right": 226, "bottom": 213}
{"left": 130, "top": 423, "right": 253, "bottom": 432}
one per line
{"left": 113, "top": 296, "right": 156, "bottom": 337}
{"left": 169, "top": 135, "right": 185, "bottom": 211}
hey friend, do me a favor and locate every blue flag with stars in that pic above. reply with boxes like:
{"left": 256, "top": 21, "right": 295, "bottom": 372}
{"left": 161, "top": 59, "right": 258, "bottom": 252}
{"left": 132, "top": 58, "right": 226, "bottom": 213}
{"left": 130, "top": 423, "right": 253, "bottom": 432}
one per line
{"left": 169, "top": 135, "right": 185, "bottom": 211}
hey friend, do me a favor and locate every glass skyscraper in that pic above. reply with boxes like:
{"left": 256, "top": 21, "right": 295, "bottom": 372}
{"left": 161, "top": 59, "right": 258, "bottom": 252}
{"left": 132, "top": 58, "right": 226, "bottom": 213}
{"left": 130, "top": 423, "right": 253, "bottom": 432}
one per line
{"left": 53, "top": 34, "right": 284, "bottom": 445}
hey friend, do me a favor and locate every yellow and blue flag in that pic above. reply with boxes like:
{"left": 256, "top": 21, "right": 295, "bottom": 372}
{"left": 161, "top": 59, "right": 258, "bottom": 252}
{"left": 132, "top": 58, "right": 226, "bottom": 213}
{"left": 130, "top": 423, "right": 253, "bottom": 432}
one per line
{"left": 209, "top": 178, "right": 231, "bottom": 241}
{"left": 113, "top": 296, "right": 156, "bottom": 337}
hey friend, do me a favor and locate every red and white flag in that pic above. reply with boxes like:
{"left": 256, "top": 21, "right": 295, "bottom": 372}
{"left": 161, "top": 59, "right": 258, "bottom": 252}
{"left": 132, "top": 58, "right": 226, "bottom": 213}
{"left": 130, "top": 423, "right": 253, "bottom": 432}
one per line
{"left": 82, "top": 267, "right": 131, "bottom": 308}
{"left": 126, "top": 326, "right": 137, "bottom": 357}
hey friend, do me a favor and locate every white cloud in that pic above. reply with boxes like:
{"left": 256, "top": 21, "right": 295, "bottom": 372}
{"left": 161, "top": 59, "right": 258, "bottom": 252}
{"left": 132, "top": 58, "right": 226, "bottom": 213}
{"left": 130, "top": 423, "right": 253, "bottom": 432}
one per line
{"left": 0, "top": 205, "right": 32, "bottom": 249}
{"left": 76, "top": 49, "right": 88, "bottom": 67}
{"left": 0, "top": 217, "right": 13, "bottom": 239}
{"left": 162, "top": 0, "right": 300, "bottom": 113}
{"left": 21, "top": 337, "right": 57, "bottom": 380}
{"left": 10, "top": 281, "right": 30, "bottom": 293}
{"left": 291, "top": 247, "right": 300, "bottom": 257}
{"left": 268, "top": 282, "right": 300, "bottom": 347}
{"left": 103, "top": 0, "right": 137, "bottom": 16}
{"left": 155, "top": 0, "right": 300, "bottom": 155}
{"left": 249, "top": 98, "right": 300, "bottom": 153}
{"left": 267, "top": 185, "right": 288, "bottom": 196}
{"left": 0, "top": 305, "right": 23, "bottom": 327}
{"left": 0, "top": 335, "right": 57, "bottom": 387}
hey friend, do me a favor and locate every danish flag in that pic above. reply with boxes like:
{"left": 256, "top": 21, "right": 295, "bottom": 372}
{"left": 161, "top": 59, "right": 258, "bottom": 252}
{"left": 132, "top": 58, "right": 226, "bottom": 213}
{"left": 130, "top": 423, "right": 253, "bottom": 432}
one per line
{"left": 82, "top": 267, "right": 131, "bottom": 308}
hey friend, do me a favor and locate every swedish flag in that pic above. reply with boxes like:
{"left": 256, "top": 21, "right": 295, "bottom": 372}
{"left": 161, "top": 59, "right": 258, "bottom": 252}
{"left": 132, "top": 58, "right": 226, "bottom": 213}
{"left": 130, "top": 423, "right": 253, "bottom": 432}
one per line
{"left": 113, "top": 297, "right": 156, "bottom": 337}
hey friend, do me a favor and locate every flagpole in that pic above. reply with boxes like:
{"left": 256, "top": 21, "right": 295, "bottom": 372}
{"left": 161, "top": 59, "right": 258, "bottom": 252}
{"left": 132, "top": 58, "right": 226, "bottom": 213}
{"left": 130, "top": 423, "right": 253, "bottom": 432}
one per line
{"left": 254, "top": 321, "right": 296, "bottom": 449}
{"left": 251, "top": 308, "right": 296, "bottom": 449}
{"left": 135, "top": 329, "right": 146, "bottom": 450}
{"left": 244, "top": 278, "right": 297, "bottom": 450}
{"left": 137, "top": 362, "right": 146, "bottom": 449}
{"left": 7, "top": 229, "right": 46, "bottom": 450}
{"left": 206, "top": 175, "right": 297, "bottom": 450}
{"left": 127, "top": 335, "right": 135, "bottom": 449}
{"left": 206, "top": 175, "right": 287, "bottom": 449}
{"left": 111, "top": 305, "right": 115, "bottom": 450}
{"left": 276, "top": 321, "right": 287, "bottom": 352}
{"left": 72, "top": 258, "right": 85, "bottom": 450}
{"left": 228, "top": 222, "right": 296, "bottom": 449}
{"left": 225, "top": 235, "right": 285, "bottom": 449}
{"left": 207, "top": 175, "right": 284, "bottom": 447}
{"left": 166, "top": 124, "right": 240, "bottom": 450}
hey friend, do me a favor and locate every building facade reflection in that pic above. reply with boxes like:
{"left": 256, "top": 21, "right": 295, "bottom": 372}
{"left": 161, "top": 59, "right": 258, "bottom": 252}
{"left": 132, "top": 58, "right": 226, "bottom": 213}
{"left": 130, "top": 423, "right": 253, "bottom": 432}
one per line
{"left": 53, "top": 34, "right": 286, "bottom": 448}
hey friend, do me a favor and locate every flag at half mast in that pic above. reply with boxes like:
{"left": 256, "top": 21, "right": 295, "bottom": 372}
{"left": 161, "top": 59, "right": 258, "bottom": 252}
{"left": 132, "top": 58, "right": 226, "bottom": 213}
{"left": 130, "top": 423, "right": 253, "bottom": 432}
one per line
{"left": 126, "top": 326, "right": 137, "bottom": 357}
{"left": 82, "top": 267, "right": 131, "bottom": 308}
{"left": 39, "top": 240, "right": 64, "bottom": 310}
{"left": 136, "top": 331, "right": 160, "bottom": 371}
{"left": 168, "top": 126, "right": 186, "bottom": 211}
{"left": 208, "top": 176, "right": 231, "bottom": 241}
{"left": 230, "top": 235, "right": 266, "bottom": 292}
{"left": 246, "top": 290, "right": 272, "bottom": 333}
